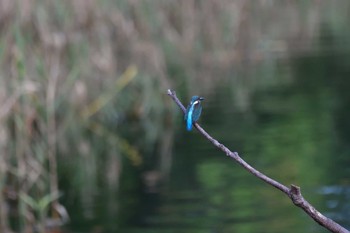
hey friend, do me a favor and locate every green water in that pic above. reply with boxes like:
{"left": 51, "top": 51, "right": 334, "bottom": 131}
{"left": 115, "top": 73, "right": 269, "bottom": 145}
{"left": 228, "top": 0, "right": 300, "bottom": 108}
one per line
{"left": 63, "top": 42, "right": 350, "bottom": 233}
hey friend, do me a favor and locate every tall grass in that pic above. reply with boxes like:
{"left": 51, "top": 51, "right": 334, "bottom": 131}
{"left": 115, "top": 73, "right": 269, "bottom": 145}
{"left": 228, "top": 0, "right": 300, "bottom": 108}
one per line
{"left": 0, "top": 0, "right": 349, "bottom": 232}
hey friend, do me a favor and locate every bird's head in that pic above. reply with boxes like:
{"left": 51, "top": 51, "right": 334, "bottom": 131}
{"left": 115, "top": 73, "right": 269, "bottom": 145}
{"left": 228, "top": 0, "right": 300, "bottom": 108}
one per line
{"left": 190, "top": 96, "right": 204, "bottom": 105}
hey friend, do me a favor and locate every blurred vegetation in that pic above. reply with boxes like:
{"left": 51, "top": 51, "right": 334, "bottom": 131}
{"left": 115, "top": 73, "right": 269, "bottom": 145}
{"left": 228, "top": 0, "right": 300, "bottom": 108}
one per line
{"left": 0, "top": 0, "right": 350, "bottom": 232}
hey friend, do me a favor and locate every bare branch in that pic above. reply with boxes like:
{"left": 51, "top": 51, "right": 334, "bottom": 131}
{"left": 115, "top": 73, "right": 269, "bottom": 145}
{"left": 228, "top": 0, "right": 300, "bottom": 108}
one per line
{"left": 167, "top": 89, "right": 349, "bottom": 233}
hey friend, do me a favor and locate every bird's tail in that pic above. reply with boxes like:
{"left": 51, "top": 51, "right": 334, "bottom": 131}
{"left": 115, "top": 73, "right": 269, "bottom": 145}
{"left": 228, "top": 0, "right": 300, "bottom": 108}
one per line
{"left": 186, "top": 120, "right": 192, "bottom": 131}
{"left": 186, "top": 108, "right": 193, "bottom": 131}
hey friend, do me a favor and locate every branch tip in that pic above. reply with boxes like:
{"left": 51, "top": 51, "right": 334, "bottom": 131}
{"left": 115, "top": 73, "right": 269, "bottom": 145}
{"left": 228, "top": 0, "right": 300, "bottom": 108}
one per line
{"left": 167, "top": 89, "right": 175, "bottom": 96}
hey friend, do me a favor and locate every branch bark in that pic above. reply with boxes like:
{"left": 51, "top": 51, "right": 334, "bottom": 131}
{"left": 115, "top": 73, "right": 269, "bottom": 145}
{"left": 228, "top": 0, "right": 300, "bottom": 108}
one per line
{"left": 167, "top": 89, "right": 349, "bottom": 233}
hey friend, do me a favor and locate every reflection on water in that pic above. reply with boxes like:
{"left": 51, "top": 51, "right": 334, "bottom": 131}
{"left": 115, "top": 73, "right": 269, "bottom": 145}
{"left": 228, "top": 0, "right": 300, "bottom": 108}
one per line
{"left": 122, "top": 50, "right": 350, "bottom": 232}
{"left": 65, "top": 37, "right": 350, "bottom": 233}
{"left": 318, "top": 185, "right": 350, "bottom": 229}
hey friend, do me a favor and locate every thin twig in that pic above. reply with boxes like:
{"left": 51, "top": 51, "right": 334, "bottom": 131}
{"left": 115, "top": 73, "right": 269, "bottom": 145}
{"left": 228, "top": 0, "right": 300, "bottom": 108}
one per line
{"left": 167, "top": 89, "right": 349, "bottom": 233}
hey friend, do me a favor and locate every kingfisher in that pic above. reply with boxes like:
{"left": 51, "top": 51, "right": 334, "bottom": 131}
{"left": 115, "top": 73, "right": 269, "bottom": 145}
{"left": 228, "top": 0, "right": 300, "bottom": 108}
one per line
{"left": 184, "top": 96, "right": 204, "bottom": 131}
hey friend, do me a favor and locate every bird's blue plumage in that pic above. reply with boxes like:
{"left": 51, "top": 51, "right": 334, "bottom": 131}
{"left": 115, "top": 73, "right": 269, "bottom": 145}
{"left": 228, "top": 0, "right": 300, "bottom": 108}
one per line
{"left": 184, "top": 96, "right": 204, "bottom": 131}
{"left": 186, "top": 104, "right": 195, "bottom": 131}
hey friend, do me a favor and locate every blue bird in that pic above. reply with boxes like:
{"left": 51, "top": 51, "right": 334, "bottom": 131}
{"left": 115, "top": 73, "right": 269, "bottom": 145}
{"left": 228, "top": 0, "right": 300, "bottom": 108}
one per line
{"left": 184, "top": 96, "right": 204, "bottom": 131}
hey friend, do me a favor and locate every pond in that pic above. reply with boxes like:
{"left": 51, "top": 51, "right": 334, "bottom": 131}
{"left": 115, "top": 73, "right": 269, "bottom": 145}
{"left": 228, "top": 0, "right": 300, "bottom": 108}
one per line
{"left": 63, "top": 33, "right": 350, "bottom": 233}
